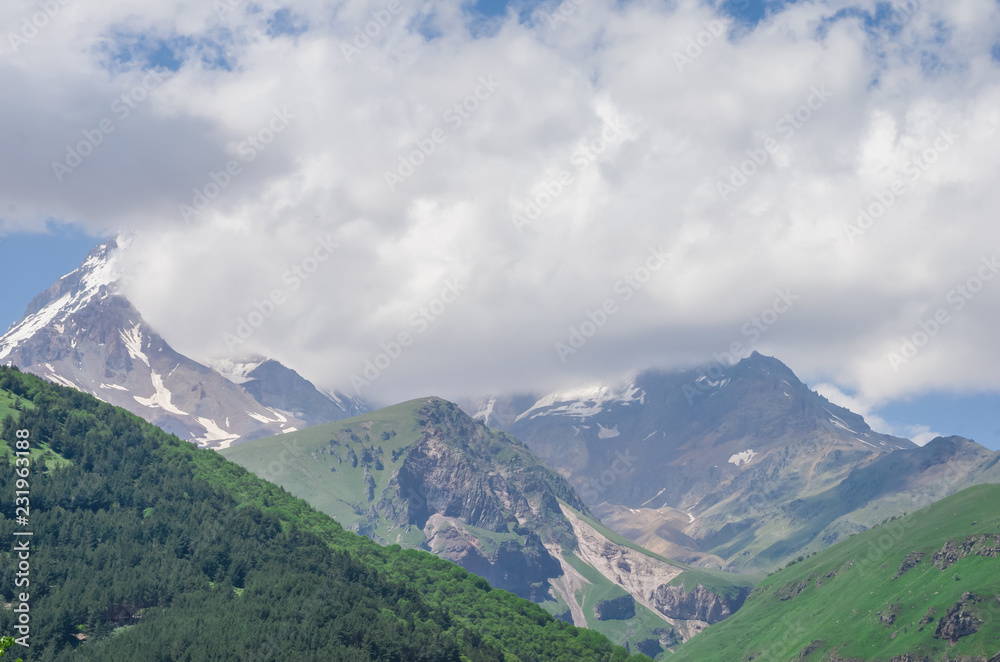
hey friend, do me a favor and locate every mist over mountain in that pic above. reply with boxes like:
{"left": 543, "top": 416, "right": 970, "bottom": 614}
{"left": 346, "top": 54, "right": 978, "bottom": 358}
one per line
{"left": 0, "top": 237, "right": 367, "bottom": 447}
{"left": 462, "top": 354, "right": 999, "bottom": 571}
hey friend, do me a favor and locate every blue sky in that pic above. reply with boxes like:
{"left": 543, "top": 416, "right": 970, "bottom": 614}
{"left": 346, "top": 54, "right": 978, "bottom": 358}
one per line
{"left": 0, "top": 226, "right": 102, "bottom": 333}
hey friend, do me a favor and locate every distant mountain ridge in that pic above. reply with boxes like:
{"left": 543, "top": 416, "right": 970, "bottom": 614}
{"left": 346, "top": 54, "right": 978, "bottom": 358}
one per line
{"left": 0, "top": 237, "right": 367, "bottom": 446}
{"left": 460, "top": 354, "right": 995, "bottom": 571}
{"left": 222, "top": 397, "right": 757, "bottom": 655}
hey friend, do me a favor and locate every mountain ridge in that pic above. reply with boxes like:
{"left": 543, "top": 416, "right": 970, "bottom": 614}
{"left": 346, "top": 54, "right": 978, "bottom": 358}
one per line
{"left": 458, "top": 354, "right": 993, "bottom": 573}
{"left": 221, "top": 395, "right": 758, "bottom": 656}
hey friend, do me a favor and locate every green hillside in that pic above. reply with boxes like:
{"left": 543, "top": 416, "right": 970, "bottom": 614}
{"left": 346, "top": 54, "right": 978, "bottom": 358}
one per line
{"left": 222, "top": 397, "right": 585, "bottom": 547}
{"left": 671, "top": 484, "right": 1000, "bottom": 661}
{"left": 222, "top": 397, "right": 440, "bottom": 546}
{"left": 0, "top": 366, "right": 649, "bottom": 661}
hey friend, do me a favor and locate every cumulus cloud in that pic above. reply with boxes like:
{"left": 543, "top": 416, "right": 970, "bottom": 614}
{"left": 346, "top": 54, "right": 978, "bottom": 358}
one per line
{"left": 2, "top": 0, "right": 1000, "bottom": 408}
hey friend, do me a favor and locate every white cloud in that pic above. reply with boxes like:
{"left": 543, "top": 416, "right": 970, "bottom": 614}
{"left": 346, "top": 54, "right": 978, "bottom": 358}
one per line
{"left": 3, "top": 0, "right": 1000, "bottom": 408}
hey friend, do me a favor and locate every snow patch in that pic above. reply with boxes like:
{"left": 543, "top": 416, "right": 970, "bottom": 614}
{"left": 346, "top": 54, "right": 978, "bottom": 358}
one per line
{"left": 515, "top": 382, "right": 645, "bottom": 421}
{"left": 728, "top": 449, "right": 757, "bottom": 466}
{"left": 120, "top": 324, "right": 149, "bottom": 367}
{"left": 100, "top": 383, "right": 129, "bottom": 391}
{"left": 472, "top": 397, "right": 496, "bottom": 425}
{"left": 47, "top": 373, "right": 78, "bottom": 389}
{"left": 207, "top": 357, "right": 266, "bottom": 384}
{"left": 246, "top": 408, "right": 288, "bottom": 424}
{"left": 193, "top": 417, "right": 240, "bottom": 448}
{"left": 640, "top": 487, "right": 668, "bottom": 507}
{"left": 133, "top": 372, "right": 187, "bottom": 416}
{"left": 597, "top": 423, "right": 620, "bottom": 439}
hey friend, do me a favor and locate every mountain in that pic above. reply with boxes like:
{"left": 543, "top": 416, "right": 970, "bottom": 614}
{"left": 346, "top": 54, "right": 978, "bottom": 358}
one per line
{"left": 669, "top": 483, "right": 1000, "bottom": 661}
{"left": 461, "top": 353, "right": 927, "bottom": 571}
{"left": 221, "top": 397, "right": 757, "bottom": 656}
{"left": 0, "top": 365, "right": 649, "bottom": 661}
{"left": 0, "top": 237, "right": 366, "bottom": 447}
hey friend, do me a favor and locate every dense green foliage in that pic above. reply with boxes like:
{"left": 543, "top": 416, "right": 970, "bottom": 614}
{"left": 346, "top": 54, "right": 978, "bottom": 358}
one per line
{"left": 671, "top": 484, "right": 1000, "bottom": 661}
{"left": 0, "top": 367, "right": 648, "bottom": 661}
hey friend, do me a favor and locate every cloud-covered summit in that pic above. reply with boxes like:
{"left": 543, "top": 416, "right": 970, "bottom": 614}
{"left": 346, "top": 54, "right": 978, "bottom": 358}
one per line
{"left": 2, "top": 0, "right": 999, "bottom": 414}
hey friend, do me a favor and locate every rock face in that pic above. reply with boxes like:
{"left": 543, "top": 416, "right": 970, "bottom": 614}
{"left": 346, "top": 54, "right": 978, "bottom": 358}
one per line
{"left": 423, "top": 514, "right": 561, "bottom": 602}
{"left": 594, "top": 595, "right": 636, "bottom": 621}
{"left": 652, "top": 583, "right": 751, "bottom": 624}
{"left": 370, "top": 399, "right": 588, "bottom": 601}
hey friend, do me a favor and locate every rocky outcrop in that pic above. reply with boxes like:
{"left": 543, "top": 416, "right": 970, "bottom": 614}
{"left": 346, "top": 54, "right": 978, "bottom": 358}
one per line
{"left": 934, "top": 593, "right": 983, "bottom": 643}
{"left": 594, "top": 595, "right": 635, "bottom": 621}
{"left": 878, "top": 603, "right": 900, "bottom": 627}
{"left": 370, "top": 400, "right": 596, "bottom": 601}
{"left": 933, "top": 534, "right": 1000, "bottom": 570}
{"left": 651, "top": 582, "right": 751, "bottom": 624}
{"left": 797, "top": 640, "right": 823, "bottom": 659}
{"left": 773, "top": 576, "right": 812, "bottom": 601}
{"left": 893, "top": 551, "right": 925, "bottom": 580}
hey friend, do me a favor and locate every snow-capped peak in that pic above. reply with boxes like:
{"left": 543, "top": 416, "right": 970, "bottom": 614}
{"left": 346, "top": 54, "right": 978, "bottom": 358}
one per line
{"left": 0, "top": 236, "right": 130, "bottom": 361}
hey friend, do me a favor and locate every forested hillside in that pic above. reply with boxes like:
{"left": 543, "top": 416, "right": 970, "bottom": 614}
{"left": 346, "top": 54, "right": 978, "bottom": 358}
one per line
{"left": 0, "top": 366, "right": 648, "bottom": 661}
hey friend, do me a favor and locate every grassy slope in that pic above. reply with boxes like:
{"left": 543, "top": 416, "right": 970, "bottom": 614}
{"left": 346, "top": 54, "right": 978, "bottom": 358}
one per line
{"left": 222, "top": 398, "right": 428, "bottom": 543}
{"left": 0, "top": 391, "right": 71, "bottom": 470}
{"left": 671, "top": 484, "right": 1000, "bottom": 661}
